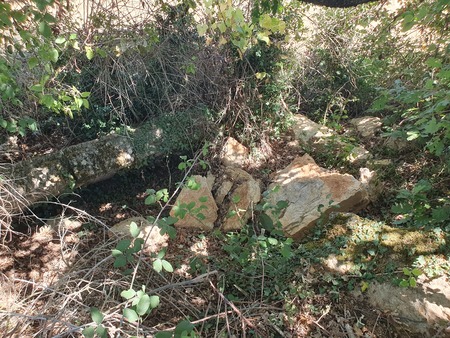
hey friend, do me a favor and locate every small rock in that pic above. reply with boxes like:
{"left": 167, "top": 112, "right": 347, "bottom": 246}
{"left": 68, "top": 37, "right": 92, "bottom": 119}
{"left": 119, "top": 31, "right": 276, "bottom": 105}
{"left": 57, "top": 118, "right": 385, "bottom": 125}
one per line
{"left": 109, "top": 216, "right": 168, "bottom": 253}
{"left": 213, "top": 167, "right": 261, "bottom": 232}
{"left": 220, "top": 137, "right": 249, "bottom": 168}
{"left": 362, "top": 276, "right": 450, "bottom": 336}
{"left": 349, "top": 116, "right": 382, "bottom": 138}
{"left": 170, "top": 175, "right": 218, "bottom": 231}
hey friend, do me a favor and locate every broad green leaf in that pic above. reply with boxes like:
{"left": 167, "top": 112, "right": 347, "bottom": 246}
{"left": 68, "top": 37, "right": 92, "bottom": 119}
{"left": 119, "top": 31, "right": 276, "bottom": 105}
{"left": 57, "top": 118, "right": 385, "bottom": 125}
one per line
{"left": 153, "top": 258, "right": 162, "bottom": 272}
{"left": 123, "top": 308, "right": 139, "bottom": 323}
{"left": 129, "top": 221, "right": 140, "bottom": 238}
{"left": 28, "top": 57, "right": 39, "bottom": 69}
{"left": 197, "top": 24, "right": 208, "bottom": 36}
{"left": 155, "top": 332, "right": 173, "bottom": 338}
{"left": 426, "top": 57, "right": 442, "bottom": 68}
{"left": 403, "top": 267, "right": 411, "bottom": 276}
{"left": 113, "top": 255, "right": 127, "bottom": 268}
{"left": 411, "top": 268, "right": 422, "bottom": 277}
{"left": 406, "top": 131, "right": 420, "bottom": 141}
{"left": 199, "top": 196, "right": 208, "bottom": 203}
{"left": 145, "top": 194, "right": 156, "bottom": 205}
{"left": 162, "top": 260, "right": 173, "bottom": 272}
{"left": 80, "top": 91, "right": 90, "bottom": 98}
{"left": 96, "top": 325, "right": 107, "bottom": 338}
{"left": 111, "top": 249, "right": 122, "bottom": 257}
{"left": 174, "top": 320, "right": 194, "bottom": 334}
{"left": 399, "top": 280, "right": 409, "bottom": 287}
{"left": 267, "top": 237, "right": 278, "bottom": 245}
{"left": 90, "top": 307, "right": 104, "bottom": 325}
{"left": 85, "top": 46, "right": 94, "bottom": 60}
{"left": 423, "top": 118, "right": 440, "bottom": 134}
{"left": 82, "top": 326, "right": 95, "bottom": 338}
{"left": 55, "top": 36, "right": 66, "bottom": 44}
{"left": 0, "top": 13, "right": 13, "bottom": 26}
{"left": 231, "top": 195, "right": 241, "bottom": 203}
{"left": 30, "top": 84, "right": 43, "bottom": 92}
{"left": 256, "top": 32, "right": 270, "bottom": 45}
{"left": 116, "top": 239, "right": 131, "bottom": 251}
{"left": 136, "top": 294, "right": 151, "bottom": 315}
{"left": 259, "top": 213, "right": 274, "bottom": 230}
{"left": 226, "top": 210, "right": 237, "bottom": 218}
{"left": 165, "top": 216, "right": 178, "bottom": 225}
{"left": 48, "top": 48, "right": 59, "bottom": 62}
{"left": 149, "top": 295, "right": 160, "bottom": 309}
{"left": 409, "top": 278, "right": 417, "bottom": 287}
{"left": 38, "top": 21, "right": 52, "bottom": 38}
{"left": 120, "top": 289, "right": 136, "bottom": 300}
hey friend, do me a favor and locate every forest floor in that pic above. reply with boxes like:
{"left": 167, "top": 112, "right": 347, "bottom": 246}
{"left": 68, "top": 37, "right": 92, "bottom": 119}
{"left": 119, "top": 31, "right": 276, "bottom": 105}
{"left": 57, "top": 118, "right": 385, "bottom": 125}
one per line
{"left": 0, "top": 134, "right": 446, "bottom": 337}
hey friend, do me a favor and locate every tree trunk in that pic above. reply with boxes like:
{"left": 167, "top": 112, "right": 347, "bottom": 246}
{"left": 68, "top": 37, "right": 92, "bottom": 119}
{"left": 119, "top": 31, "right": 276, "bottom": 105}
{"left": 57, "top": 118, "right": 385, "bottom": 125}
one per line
{"left": 0, "top": 111, "right": 208, "bottom": 214}
{"left": 301, "top": 0, "right": 378, "bottom": 7}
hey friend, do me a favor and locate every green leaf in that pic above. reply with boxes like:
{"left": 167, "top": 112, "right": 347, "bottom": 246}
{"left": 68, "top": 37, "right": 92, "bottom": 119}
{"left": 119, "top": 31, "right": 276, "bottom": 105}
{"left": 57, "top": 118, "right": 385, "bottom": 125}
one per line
{"left": 403, "top": 267, "right": 411, "bottom": 276}
{"left": 411, "top": 268, "right": 422, "bottom": 277}
{"left": 267, "top": 237, "right": 278, "bottom": 245}
{"left": 85, "top": 46, "right": 94, "bottom": 60}
{"left": 149, "top": 295, "right": 160, "bottom": 309}
{"left": 406, "top": 131, "right": 420, "bottom": 141}
{"left": 129, "top": 222, "right": 140, "bottom": 238}
{"left": 136, "top": 294, "right": 151, "bottom": 315}
{"left": 199, "top": 196, "right": 208, "bottom": 203}
{"left": 426, "top": 57, "right": 442, "bottom": 68}
{"left": 28, "top": 57, "right": 39, "bottom": 69}
{"left": 111, "top": 249, "right": 122, "bottom": 257}
{"left": 153, "top": 258, "right": 163, "bottom": 272}
{"left": 113, "top": 255, "right": 127, "bottom": 268}
{"left": 96, "top": 325, "right": 107, "bottom": 338}
{"left": 231, "top": 195, "right": 241, "bottom": 203}
{"left": 399, "top": 280, "right": 409, "bottom": 287}
{"left": 90, "top": 307, "right": 104, "bottom": 324}
{"left": 165, "top": 216, "right": 178, "bottom": 225}
{"left": 116, "top": 239, "right": 131, "bottom": 251}
{"left": 276, "top": 200, "right": 289, "bottom": 209}
{"left": 175, "top": 320, "right": 194, "bottom": 334}
{"left": 197, "top": 24, "right": 208, "bottom": 36}
{"left": 259, "top": 213, "right": 274, "bottom": 231}
{"left": 145, "top": 194, "right": 156, "bottom": 205}
{"left": 409, "top": 278, "right": 417, "bottom": 287}
{"left": 82, "top": 326, "right": 95, "bottom": 338}
{"left": 30, "top": 84, "right": 43, "bottom": 92}
{"left": 155, "top": 332, "right": 173, "bottom": 338}
{"left": 162, "top": 260, "right": 173, "bottom": 272}
{"left": 55, "top": 36, "right": 66, "bottom": 44}
{"left": 48, "top": 48, "right": 59, "bottom": 62}
{"left": 121, "top": 289, "right": 136, "bottom": 300}
{"left": 123, "top": 308, "right": 139, "bottom": 323}
{"left": 38, "top": 21, "right": 52, "bottom": 38}
{"left": 423, "top": 118, "right": 440, "bottom": 134}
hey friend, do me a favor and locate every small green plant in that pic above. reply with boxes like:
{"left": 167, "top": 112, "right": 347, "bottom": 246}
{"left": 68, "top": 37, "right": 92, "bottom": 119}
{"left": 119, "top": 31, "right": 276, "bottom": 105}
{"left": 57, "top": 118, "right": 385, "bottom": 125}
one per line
{"left": 398, "top": 267, "right": 422, "bottom": 288}
{"left": 111, "top": 221, "right": 144, "bottom": 274}
{"left": 155, "top": 320, "right": 198, "bottom": 338}
{"left": 120, "top": 285, "right": 160, "bottom": 323}
{"left": 82, "top": 307, "right": 107, "bottom": 338}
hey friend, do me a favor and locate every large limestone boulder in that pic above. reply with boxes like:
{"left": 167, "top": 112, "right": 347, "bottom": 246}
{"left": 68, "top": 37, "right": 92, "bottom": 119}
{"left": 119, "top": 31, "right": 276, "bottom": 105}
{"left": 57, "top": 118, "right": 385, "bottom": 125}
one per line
{"left": 213, "top": 167, "right": 261, "bottom": 232}
{"left": 220, "top": 137, "right": 249, "bottom": 168}
{"left": 265, "top": 154, "right": 369, "bottom": 238}
{"left": 170, "top": 175, "right": 218, "bottom": 231}
{"left": 109, "top": 217, "right": 168, "bottom": 253}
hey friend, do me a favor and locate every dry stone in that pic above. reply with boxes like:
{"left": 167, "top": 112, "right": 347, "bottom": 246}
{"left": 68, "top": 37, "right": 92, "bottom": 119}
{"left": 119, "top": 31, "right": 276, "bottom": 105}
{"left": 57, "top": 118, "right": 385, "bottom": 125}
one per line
{"left": 109, "top": 216, "right": 168, "bottom": 253}
{"left": 349, "top": 116, "right": 382, "bottom": 138}
{"left": 170, "top": 175, "right": 218, "bottom": 231}
{"left": 266, "top": 154, "right": 369, "bottom": 238}
{"left": 291, "top": 114, "right": 371, "bottom": 164}
{"left": 214, "top": 167, "right": 261, "bottom": 232}
{"left": 220, "top": 137, "right": 249, "bottom": 168}
{"left": 361, "top": 276, "right": 450, "bottom": 336}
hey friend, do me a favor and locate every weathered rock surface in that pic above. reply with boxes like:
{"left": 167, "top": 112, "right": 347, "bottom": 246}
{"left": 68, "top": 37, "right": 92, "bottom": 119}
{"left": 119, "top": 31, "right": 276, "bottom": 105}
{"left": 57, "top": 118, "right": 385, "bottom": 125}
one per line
{"left": 0, "top": 111, "right": 208, "bottom": 214}
{"left": 220, "top": 137, "right": 249, "bottom": 168}
{"left": 349, "top": 116, "right": 382, "bottom": 138}
{"left": 291, "top": 114, "right": 371, "bottom": 164}
{"left": 109, "top": 216, "right": 168, "bottom": 253}
{"left": 361, "top": 276, "right": 450, "bottom": 336}
{"left": 266, "top": 154, "right": 369, "bottom": 238}
{"left": 170, "top": 175, "right": 218, "bottom": 231}
{"left": 214, "top": 167, "right": 261, "bottom": 232}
